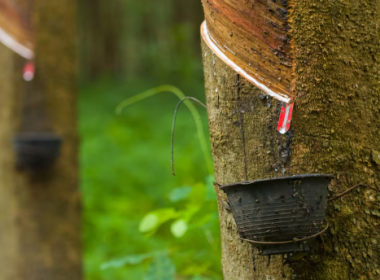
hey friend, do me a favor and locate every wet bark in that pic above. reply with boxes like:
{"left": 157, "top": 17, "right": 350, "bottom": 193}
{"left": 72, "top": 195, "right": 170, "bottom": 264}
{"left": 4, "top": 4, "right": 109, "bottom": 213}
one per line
{"left": 201, "top": 0, "right": 380, "bottom": 279}
{"left": 0, "top": 0, "right": 81, "bottom": 279}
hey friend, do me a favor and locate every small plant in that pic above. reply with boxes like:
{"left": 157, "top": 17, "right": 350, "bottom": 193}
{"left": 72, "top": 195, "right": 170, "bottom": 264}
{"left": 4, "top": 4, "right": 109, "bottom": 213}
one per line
{"left": 107, "top": 85, "right": 221, "bottom": 279}
{"left": 116, "top": 85, "right": 213, "bottom": 175}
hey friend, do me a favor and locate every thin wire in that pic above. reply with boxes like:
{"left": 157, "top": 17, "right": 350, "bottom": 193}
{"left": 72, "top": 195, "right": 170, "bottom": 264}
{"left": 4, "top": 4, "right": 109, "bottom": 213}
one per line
{"left": 239, "top": 219, "right": 329, "bottom": 245}
{"left": 171, "top": 97, "right": 207, "bottom": 176}
{"left": 328, "top": 183, "right": 380, "bottom": 201}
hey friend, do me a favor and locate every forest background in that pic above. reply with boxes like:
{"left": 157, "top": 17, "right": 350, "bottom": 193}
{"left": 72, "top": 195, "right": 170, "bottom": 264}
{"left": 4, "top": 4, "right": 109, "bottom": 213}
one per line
{"left": 79, "top": 1, "right": 222, "bottom": 279}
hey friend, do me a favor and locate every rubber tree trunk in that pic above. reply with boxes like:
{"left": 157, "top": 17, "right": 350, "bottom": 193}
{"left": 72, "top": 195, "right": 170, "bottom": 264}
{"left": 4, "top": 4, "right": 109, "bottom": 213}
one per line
{"left": 201, "top": 0, "right": 380, "bottom": 279}
{"left": 0, "top": 1, "right": 81, "bottom": 279}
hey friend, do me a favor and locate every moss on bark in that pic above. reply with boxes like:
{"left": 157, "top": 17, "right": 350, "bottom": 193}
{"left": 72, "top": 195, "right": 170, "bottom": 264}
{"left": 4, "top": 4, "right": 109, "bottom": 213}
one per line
{"left": 201, "top": 0, "right": 380, "bottom": 279}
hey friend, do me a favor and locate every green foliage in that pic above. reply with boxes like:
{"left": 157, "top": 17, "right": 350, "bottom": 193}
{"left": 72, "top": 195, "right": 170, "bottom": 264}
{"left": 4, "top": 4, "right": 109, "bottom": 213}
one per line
{"left": 139, "top": 175, "right": 217, "bottom": 240}
{"left": 101, "top": 252, "right": 162, "bottom": 270}
{"left": 100, "top": 251, "right": 176, "bottom": 280}
{"left": 170, "top": 219, "right": 188, "bottom": 238}
{"left": 116, "top": 85, "right": 213, "bottom": 175}
{"left": 139, "top": 209, "right": 179, "bottom": 234}
{"left": 139, "top": 214, "right": 160, "bottom": 233}
{"left": 145, "top": 253, "right": 176, "bottom": 280}
{"left": 169, "top": 186, "right": 192, "bottom": 202}
{"left": 80, "top": 79, "right": 222, "bottom": 280}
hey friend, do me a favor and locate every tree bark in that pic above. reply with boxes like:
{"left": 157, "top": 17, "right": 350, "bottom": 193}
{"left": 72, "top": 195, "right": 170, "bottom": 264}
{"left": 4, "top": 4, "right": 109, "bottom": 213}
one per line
{"left": 0, "top": 0, "right": 81, "bottom": 279}
{"left": 201, "top": 0, "right": 380, "bottom": 279}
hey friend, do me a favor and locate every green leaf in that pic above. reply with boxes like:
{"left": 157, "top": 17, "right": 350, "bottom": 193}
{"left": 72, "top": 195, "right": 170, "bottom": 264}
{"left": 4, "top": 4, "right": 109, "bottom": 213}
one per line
{"left": 168, "top": 186, "right": 192, "bottom": 202}
{"left": 100, "top": 252, "right": 154, "bottom": 270}
{"left": 100, "top": 251, "right": 167, "bottom": 270}
{"left": 144, "top": 254, "right": 175, "bottom": 280}
{"left": 139, "top": 208, "right": 179, "bottom": 233}
{"left": 171, "top": 219, "right": 188, "bottom": 238}
{"left": 139, "top": 214, "right": 159, "bottom": 233}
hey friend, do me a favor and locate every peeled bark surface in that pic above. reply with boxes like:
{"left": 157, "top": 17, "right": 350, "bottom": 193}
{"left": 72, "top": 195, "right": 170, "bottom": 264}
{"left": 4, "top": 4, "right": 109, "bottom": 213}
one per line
{"left": 202, "top": 0, "right": 380, "bottom": 279}
{"left": 201, "top": 0, "right": 293, "bottom": 97}
{"left": 0, "top": 0, "right": 34, "bottom": 51}
{"left": 0, "top": 1, "right": 81, "bottom": 279}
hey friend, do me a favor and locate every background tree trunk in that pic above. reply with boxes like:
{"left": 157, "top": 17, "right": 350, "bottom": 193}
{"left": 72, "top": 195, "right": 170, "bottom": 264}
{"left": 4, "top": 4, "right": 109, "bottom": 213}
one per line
{"left": 201, "top": 0, "right": 380, "bottom": 279}
{"left": 0, "top": 0, "right": 81, "bottom": 279}
{"left": 79, "top": 0, "right": 124, "bottom": 80}
{"left": 78, "top": 0, "right": 204, "bottom": 81}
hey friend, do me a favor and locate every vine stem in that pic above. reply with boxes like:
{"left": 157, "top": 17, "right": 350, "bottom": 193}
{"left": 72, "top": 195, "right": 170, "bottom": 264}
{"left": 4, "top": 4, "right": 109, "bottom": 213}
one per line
{"left": 171, "top": 97, "right": 207, "bottom": 175}
{"left": 116, "top": 85, "right": 213, "bottom": 175}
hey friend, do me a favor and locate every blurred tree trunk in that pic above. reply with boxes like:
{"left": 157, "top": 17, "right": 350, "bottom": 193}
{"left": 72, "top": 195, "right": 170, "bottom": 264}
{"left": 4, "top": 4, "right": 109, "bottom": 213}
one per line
{"left": 0, "top": 0, "right": 81, "bottom": 279}
{"left": 79, "top": 0, "right": 204, "bottom": 81}
{"left": 201, "top": 0, "right": 380, "bottom": 279}
{"left": 79, "top": 0, "right": 123, "bottom": 80}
